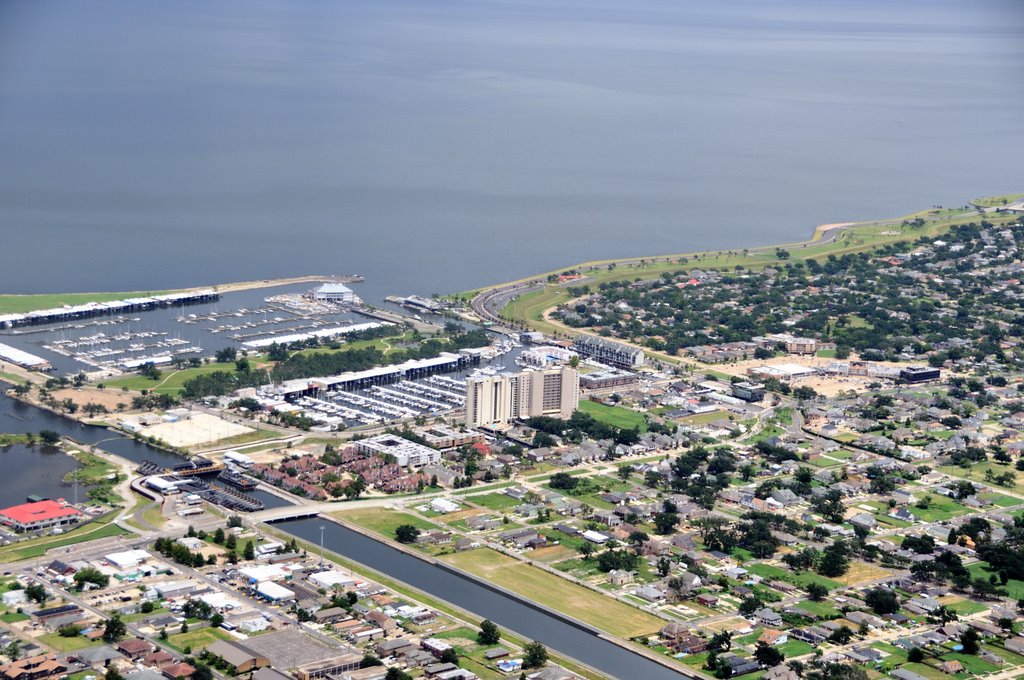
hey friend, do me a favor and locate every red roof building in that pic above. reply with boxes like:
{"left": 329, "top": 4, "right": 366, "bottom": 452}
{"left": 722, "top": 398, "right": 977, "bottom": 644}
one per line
{"left": 0, "top": 500, "right": 83, "bottom": 533}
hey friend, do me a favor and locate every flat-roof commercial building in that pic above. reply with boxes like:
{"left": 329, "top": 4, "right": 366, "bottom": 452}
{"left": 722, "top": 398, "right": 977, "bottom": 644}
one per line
{"left": 465, "top": 366, "right": 579, "bottom": 428}
{"left": 0, "top": 499, "right": 83, "bottom": 533}
{"left": 732, "top": 381, "right": 767, "bottom": 402}
{"left": 354, "top": 434, "right": 440, "bottom": 467}
{"left": 900, "top": 366, "right": 941, "bottom": 384}
{"left": 573, "top": 336, "right": 645, "bottom": 369}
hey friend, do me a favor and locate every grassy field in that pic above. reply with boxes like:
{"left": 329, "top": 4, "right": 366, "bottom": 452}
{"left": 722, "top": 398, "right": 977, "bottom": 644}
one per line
{"left": 0, "top": 290, "right": 173, "bottom": 314}
{"left": 968, "top": 562, "right": 1024, "bottom": 600}
{"left": 465, "top": 492, "right": 520, "bottom": 511}
{"left": 578, "top": 400, "right": 648, "bottom": 431}
{"left": 166, "top": 626, "right": 231, "bottom": 652}
{"left": 441, "top": 548, "right": 663, "bottom": 639}
{"left": 745, "top": 563, "right": 842, "bottom": 591}
{"left": 972, "top": 193, "right": 1024, "bottom": 207}
{"left": 499, "top": 287, "right": 572, "bottom": 336}
{"left": 39, "top": 632, "right": 102, "bottom": 652}
{"left": 0, "top": 515, "right": 131, "bottom": 562}
{"left": 333, "top": 508, "right": 439, "bottom": 538}
{"left": 104, "top": 362, "right": 245, "bottom": 396}
{"left": 938, "top": 462, "right": 1024, "bottom": 495}
{"left": 0, "top": 611, "right": 29, "bottom": 623}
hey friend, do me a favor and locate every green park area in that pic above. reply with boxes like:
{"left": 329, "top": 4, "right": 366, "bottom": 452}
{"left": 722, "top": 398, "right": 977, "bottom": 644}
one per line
{"left": 578, "top": 399, "right": 648, "bottom": 431}
{"left": 969, "top": 562, "right": 1024, "bottom": 600}
{"left": 334, "top": 508, "right": 440, "bottom": 538}
{"left": 441, "top": 548, "right": 663, "bottom": 639}
{"left": 972, "top": 193, "right": 1024, "bottom": 207}
{"left": 104, "top": 362, "right": 250, "bottom": 396}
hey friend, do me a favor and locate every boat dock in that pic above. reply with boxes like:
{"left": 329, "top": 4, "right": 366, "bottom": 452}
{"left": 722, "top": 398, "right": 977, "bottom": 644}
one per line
{"left": 0, "top": 290, "right": 219, "bottom": 329}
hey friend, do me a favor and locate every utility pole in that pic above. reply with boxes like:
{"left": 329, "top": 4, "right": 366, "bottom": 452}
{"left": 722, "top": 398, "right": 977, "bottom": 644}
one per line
{"left": 319, "top": 525, "right": 325, "bottom": 566}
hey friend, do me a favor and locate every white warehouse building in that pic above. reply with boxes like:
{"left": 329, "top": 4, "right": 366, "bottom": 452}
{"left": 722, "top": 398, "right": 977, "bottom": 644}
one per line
{"left": 310, "top": 283, "right": 357, "bottom": 304}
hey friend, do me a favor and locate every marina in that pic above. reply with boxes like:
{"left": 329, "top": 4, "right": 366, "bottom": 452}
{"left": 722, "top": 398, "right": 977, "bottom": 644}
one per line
{"left": 0, "top": 290, "right": 219, "bottom": 329}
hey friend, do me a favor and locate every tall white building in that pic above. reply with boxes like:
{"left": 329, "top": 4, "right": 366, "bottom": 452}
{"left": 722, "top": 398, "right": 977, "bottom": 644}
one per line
{"left": 465, "top": 366, "right": 579, "bottom": 428}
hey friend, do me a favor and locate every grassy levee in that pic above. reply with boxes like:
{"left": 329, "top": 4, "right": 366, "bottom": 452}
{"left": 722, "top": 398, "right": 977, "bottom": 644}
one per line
{"left": 440, "top": 548, "right": 664, "bottom": 639}
{"left": 489, "top": 204, "right": 1019, "bottom": 342}
{"left": 260, "top": 522, "right": 614, "bottom": 680}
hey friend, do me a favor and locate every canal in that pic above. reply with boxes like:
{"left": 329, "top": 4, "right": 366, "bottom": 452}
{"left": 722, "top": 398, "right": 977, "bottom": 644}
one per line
{"left": 2, "top": 389, "right": 687, "bottom": 678}
{"left": 0, "top": 389, "right": 290, "bottom": 509}
{"left": 273, "top": 517, "right": 687, "bottom": 680}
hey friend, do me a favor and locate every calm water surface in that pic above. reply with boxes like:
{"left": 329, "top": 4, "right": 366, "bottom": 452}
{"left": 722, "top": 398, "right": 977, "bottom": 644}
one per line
{"left": 0, "top": 0, "right": 1022, "bottom": 296}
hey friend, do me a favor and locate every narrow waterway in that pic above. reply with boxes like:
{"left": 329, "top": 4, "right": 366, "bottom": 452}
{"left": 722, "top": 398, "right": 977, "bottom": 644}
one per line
{"left": 2, "top": 388, "right": 686, "bottom": 677}
{"left": 273, "top": 517, "right": 687, "bottom": 680}
{"left": 0, "top": 389, "right": 289, "bottom": 509}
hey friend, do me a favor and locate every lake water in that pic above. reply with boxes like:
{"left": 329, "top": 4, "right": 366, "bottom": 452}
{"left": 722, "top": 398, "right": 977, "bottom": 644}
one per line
{"left": 1, "top": 0, "right": 1022, "bottom": 298}
{"left": 0, "top": 443, "right": 81, "bottom": 508}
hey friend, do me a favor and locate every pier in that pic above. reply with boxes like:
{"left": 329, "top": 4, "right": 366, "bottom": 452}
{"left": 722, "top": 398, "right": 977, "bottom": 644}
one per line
{"left": 0, "top": 290, "right": 219, "bottom": 329}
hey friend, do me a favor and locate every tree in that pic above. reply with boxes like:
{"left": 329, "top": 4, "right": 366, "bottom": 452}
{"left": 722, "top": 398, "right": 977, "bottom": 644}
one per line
{"left": 213, "top": 527, "right": 225, "bottom": 544}
{"left": 811, "top": 489, "right": 845, "bottom": 523}
{"left": 864, "top": 587, "right": 900, "bottom": 615}
{"left": 439, "top": 648, "right": 459, "bottom": 666}
{"left": 210, "top": 613, "right": 224, "bottom": 628}
{"left": 653, "top": 511, "right": 680, "bottom": 535}
{"left": 817, "top": 540, "right": 850, "bottom": 578}
{"left": 549, "top": 472, "right": 579, "bottom": 491}
{"left": 828, "top": 626, "right": 854, "bottom": 644}
{"left": 38, "top": 430, "right": 61, "bottom": 445}
{"left": 385, "top": 669, "right": 413, "bottom": 680}
{"left": 755, "top": 642, "right": 785, "bottom": 668}
{"left": 105, "top": 668, "right": 125, "bottom": 680}
{"left": 804, "top": 662, "right": 868, "bottom": 680}
{"left": 395, "top": 525, "right": 421, "bottom": 543}
{"left": 192, "top": 665, "right": 213, "bottom": 680}
{"left": 708, "top": 631, "right": 733, "bottom": 653}
{"left": 478, "top": 619, "right": 501, "bottom": 645}
{"left": 57, "top": 624, "right": 82, "bottom": 638}
{"left": 243, "top": 540, "right": 255, "bottom": 560}
{"left": 523, "top": 641, "right": 548, "bottom": 669}
{"left": 806, "top": 583, "right": 829, "bottom": 602}
{"left": 24, "top": 584, "right": 47, "bottom": 604}
{"left": 907, "top": 647, "right": 924, "bottom": 663}
{"left": 102, "top": 615, "right": 126, "bottom": 643}
{"left": 960, "top": 628, "right": 980, "bottom": 655}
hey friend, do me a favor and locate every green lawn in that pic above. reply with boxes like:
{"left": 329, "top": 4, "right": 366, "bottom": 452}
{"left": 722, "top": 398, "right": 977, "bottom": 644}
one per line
{"left": 0, "top": 516, "right": 132, "bottom": 562}
{"left": 944, "top": 598, "right": 989, "bottom": 616}
{"left": 794, "top": 599, "right": 840, "bottom": 618}
{"left": 745, "top": 563, "right": 842, "bottom": 591}
{"left": 333, "top": 508, "right": 439, "bottom": 538}
{"left": 908, "top": 495, "right": 971, "bottom": 522}
{"left": 777, "top": 640, "right": 815, "bottom": 657}
{"left": 972, "top": 192, "right": 1024, "bottom": 207}
{"left": 0, "top": 612, "right": 29, "bottom": 623}
{"left": 578, "top": 400, "right": 648, "bottom": 431}
{"left": 166, "top": 627, "right": 231, "bottom": 652}
{"left": 939, "top": 463, "right": 1024, "bottom": 495}
{"left": 39, "top": 633, "right": 102, "bottom": 652}
{"left": 937, "top": 651, "right": 1000, "bottom": 675}
{"left": 441, "top": 548, "right": 663, "bottom": 639}
{"left": 466, "top": 492, "right": 521, "bottom": 511}
{"left": 104, "top": 362, "right": 248, "bottom": 396}
{"left": 968, "top": 562, "right": 1024, "bottom": 600}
